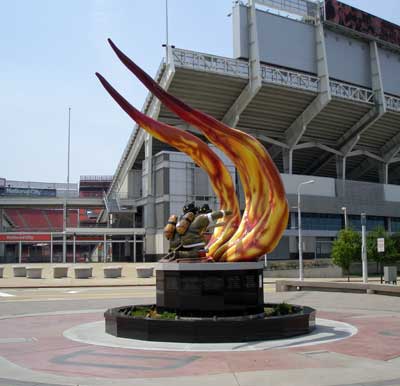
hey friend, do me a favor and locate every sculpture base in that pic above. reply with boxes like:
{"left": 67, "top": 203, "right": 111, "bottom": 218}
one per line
{"left": 104, "top": 303, "right": 316, "bottom": 343}
{"left": 156, "top": 262, "right": 264, "bottom": 317}
{"left": 104, "top": 262, "right": 316, "bottom": 343}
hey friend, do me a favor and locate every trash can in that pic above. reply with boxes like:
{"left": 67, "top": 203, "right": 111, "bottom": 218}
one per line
{"left": 384, "top": 266, "right": 397, "bottom": 285}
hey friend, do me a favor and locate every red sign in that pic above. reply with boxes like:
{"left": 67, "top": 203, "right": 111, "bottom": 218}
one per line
{"left": 325, "top": 0, "right": 400, "bottom": 47}
{"left": 0, "top": 234, "right": 51, "bottom": 242}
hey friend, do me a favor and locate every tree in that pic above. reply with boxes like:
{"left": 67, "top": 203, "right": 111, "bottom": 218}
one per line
{"left": 366, "top": 227, "right": 396, "bottom": 282}
{"left": 331, "top": 228, "right": 361, "bottom": 281}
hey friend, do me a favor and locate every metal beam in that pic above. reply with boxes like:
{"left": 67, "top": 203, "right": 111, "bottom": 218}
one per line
{"left": 347, "top": 157, "right": 377, "bottom": 180}
{"left": 293, "top": 141, "right": 341, "bottom": 156}
{"left": 223, "top": 0, "right": 261, "bottom": 127}
{"left": 284, "top": 22, "right": 331, "bottom": 149}
{"left": 382, "top": 131, "right": 400, "bottom": 163}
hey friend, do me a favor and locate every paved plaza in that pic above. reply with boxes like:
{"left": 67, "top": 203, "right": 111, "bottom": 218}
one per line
{"left": 0, "top": 283, "right": 399, "bottom": 386}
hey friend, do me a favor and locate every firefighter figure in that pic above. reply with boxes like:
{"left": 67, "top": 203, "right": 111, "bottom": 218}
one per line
{"left": 162, "top": 202, "right": 232, "bottom": 262}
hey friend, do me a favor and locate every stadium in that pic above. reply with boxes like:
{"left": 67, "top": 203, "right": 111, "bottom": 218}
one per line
{"left": 2, "top": 0, "right": 400, "bottom": 264}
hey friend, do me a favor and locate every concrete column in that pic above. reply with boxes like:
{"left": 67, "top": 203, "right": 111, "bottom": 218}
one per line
{"left": 335, "top": 155, "right": 346, "bottom": 180}
{"left": 103, "top": 234, "right": 107, "bottom": 263}
{"left": 378, "top": 162, "right": 389, "bottom": 184}
{"left": 0, "top": 208, "right": 4, "bottom": 259}
{"left": 73, "top": 234, "right": 76, "bottom": 264}
{"left": 50, "top": 233, "right": 53, "bottom": 263}
{"left": 62, "top": 201, "right": 67, "bottom": 263}
{"left": 133, "top": 234, "right": 137, "bottom": 263}
{"left": 282, "top": 149, "right": 293, "bottom": 174}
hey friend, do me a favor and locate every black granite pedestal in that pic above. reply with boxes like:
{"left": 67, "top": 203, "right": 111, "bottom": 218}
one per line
{"left": 156, "top": 262, "right": 264, "bottom": 317}
{"left": 104, "top": 262, "right": 317, "bottom": 343}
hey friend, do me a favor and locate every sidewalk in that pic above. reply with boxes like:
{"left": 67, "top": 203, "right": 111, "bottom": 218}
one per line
{"left": 0, "top": 262, "right": 393, "bottom": 289}
{"left": 0, "top": 263, "right": 155, "bottom": 288}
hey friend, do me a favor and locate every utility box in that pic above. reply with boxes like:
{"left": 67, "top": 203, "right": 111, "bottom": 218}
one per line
{"left": 384, "top": 266, "right": 398, "bottom": 285}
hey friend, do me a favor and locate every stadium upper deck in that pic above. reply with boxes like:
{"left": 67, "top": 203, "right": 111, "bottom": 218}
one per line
{"left": 109, "top": 0, "right": 400, "bottom": 199}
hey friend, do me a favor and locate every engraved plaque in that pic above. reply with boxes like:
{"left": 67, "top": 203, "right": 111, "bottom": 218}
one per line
{"left": 181, "top": 277, "right": 201, "bottom": 291}
{"left": 203, "top": 276, "right": 224, "bottom": 292}
{"left": 245, "top": 274, "right": 257, "bottom": 289}
{"left": 226, "top": 275, "right": 242, "bottom": 290}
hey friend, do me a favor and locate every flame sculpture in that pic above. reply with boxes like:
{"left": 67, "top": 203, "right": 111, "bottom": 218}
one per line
{"left": 97, "top": 40, "right": 289, "bottom": 262}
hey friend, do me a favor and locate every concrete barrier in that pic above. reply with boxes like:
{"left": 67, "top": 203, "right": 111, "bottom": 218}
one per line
{"left": 13, "top": 266, "right": 26, "bottom": 277}
{"left": 26, "top": 267, "right": 43, "bottom": 279}
{"left": 136, "top": 266, "right": 154, "bottom": 278}
{"left": 53, "top": 266, "right": 69, "bottom": 278}
{"left": 74, "top": 266, "right": 93, "bottom": 279}
{"left": 104, "top": 266, "right": 122, "bottom": 278}
{"left": 276, "top": 280, "right": 400, "bottom": 297}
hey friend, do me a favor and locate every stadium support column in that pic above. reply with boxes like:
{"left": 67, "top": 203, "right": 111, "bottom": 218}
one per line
{"left": 63, "top": 201, "right": 67, "bottom": 263}
{"left": 308, "top": 40, "right": 386, "bottom": 176}
{"left": 378, "top": 163, "right": 389, "bottom": 184}
{"left": 284, "top": 21, "right": 331, "bottom": 163}
{"left": 335, "top": 155, "right": 346, "bottom": 180}
{"left": 0, "top": 208, "right": 4, "bottom": 259}
{"left": 340, "top": 41, "right": 386, "bottom": 157}
{"left": 282, "top": 149, "right": 293, "bottom": 174}
{"left": 223, "top": 0, "right": 261, "bottom": 127}
{"left": 143, "top": 46, "right": 175, "bottom": 259}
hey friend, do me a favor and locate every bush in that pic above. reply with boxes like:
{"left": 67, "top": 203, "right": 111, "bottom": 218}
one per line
{"left": 331, "top": 228, "right": 361, "bottom": 281}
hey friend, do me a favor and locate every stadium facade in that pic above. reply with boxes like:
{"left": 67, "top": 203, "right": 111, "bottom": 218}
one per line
{"left": 2, "top": 0, "right": 400, "bottom": 263}
{"left": 104, "top": 0, "right": 400, "bottom": 260}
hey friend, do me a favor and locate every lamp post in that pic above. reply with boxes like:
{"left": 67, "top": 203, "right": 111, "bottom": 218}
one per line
{"left": 341, "top": 206, "right": 348, "bottom": 229}
{"left": 297, "top": 180, "right": 315, "bottom": 281}
{"left": 361, "top": 211, "right": 368, "bottom": 283}
{"left": 67, "top": 107, "right": 71, "bottom": 198}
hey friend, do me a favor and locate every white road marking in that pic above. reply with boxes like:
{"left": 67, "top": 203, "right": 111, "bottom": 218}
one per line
{"left": 0, "top": 292, "right": 15, "bottom": 297}
{"left": 66, "top": 290, "right": 79, "bottom": 294}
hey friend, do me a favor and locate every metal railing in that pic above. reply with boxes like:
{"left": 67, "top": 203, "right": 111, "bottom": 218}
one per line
{"left": 330, "top": 81, "right": 375, "bottom": 104}
{"left": 260, "top": 64, "right": 320, "bottom": 92}
{"left": 385, "top": 95, "right": 400, "bottom": 112}
{"left": 255, "top": 0, "right": 319, "bottom": 18}
{"left": 173, "top": 48, "right": 320, "bottom": 92}
{"left": 173, "top": 48, "right": 249, "bottom": 79}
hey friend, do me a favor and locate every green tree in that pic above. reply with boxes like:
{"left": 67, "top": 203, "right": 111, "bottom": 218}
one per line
{"left": 331, "top": 228, "right": 361, "bottom": 281}
{"left": 366, "top": 227, "right": 396, "bottom": 282}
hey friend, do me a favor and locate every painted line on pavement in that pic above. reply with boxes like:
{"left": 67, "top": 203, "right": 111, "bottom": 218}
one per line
{"left": 0, "top": 292, "right": 15, "bottom": 297}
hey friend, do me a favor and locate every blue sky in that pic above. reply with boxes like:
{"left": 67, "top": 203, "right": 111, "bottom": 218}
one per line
{"left": 1, "top": 0, "right": 399, "bottom": 183}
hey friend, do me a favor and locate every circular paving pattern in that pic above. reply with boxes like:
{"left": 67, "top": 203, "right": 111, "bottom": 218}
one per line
{"left": 64, "top": 318, "right": 358, "bottom": 352}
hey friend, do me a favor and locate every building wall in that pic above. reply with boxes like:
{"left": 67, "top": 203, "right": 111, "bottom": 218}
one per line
{"left": 141, "top": 150, "right": 400, "bottom": 260}
{"left": 233, "top": 4, "right": 400, "bottom": 95}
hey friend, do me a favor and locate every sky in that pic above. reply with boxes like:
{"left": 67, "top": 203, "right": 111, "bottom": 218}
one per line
{"left": 1, "top": 0, "right": 400, "bottom": 184}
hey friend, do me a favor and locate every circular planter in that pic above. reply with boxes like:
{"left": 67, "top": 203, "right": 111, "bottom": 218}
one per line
{"left": 104, "top": 303, "right": 316, "bottom": 343}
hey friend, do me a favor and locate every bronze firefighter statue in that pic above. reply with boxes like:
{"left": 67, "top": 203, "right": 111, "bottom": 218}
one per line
{"left": 162, "top": 202, "right": 232, "bottom": 262}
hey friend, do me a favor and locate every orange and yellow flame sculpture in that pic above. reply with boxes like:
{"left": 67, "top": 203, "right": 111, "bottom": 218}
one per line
{"left": 97, "top": 40, "right": 289, "bottom": 262}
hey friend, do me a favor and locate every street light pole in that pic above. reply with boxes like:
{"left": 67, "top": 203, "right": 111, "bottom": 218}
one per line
{"left": 67, "top": 107, "right": 71, "bottom": 198}
{"left": 297, "top": 180, "right": 315, "bottom": 281}
{"left": 341, "top": 206, "right": 348, "bottom": 229}
{"left": 361, "top": 211, "right": 368, "bottom": 283}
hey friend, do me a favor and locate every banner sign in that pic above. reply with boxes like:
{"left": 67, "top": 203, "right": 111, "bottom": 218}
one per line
{"left": 0, "top": 187, "right": 57, "bottom": 197}
{"left": 325, "top": 0, "right": 400, "bottom": 47}
{"left": 377, "top": 237, "right": 385, "bottom": 253}
{"left": 0, "top": 234, "right": 51, "bottom": 242}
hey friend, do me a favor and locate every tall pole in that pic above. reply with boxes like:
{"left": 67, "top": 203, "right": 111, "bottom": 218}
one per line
{"left": 297, "top": 180, "right": 315, "bottom": 281}
{"left": 361, "top": 212, "right": 368, "bottom": 283}
{"left": 165, "top": 0, "right": 169, "bottom": 61}
{"left": 298, "top": 192, "right": 303, "bottom": 281}
{"left": 67, "top": 107, "right": 71, "bottom": 198}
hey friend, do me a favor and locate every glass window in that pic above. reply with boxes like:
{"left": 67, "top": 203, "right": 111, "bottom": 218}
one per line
{"left": 293, "top": 213, "right": 343, "bottom": 231}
